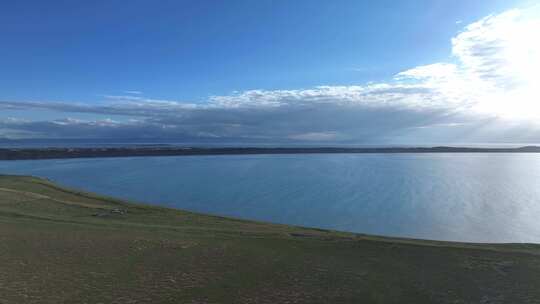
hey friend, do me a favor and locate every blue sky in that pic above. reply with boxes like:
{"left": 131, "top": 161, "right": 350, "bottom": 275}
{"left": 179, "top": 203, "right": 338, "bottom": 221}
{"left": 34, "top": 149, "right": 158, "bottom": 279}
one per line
{"left": 0, "top": 0, "right": 517, "bottom": 101}
{"left": 1, "top": 1, "right": 539, "bottom": 144}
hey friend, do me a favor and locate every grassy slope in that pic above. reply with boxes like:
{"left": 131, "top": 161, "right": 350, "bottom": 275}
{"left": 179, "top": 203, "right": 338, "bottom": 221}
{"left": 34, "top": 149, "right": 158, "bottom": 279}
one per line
{"left": 0, "top": 175, "right": 539, "bottom": 304}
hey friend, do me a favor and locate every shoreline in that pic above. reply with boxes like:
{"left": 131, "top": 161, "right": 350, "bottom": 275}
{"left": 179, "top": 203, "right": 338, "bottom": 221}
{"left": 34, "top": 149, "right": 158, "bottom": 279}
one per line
{"left": 1, "top": 145, "right": 540, "bottom": 160}
{"left": 1, "top": 175, "right": 540, "bottom": 303}
{"left": 0, "top": 174, "right": 537, "bottom": 247}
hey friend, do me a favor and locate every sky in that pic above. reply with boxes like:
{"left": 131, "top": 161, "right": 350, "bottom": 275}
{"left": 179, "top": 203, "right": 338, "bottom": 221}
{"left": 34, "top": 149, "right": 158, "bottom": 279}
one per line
{"left": 1, "top": 0, "right": 539, "bottom": 145}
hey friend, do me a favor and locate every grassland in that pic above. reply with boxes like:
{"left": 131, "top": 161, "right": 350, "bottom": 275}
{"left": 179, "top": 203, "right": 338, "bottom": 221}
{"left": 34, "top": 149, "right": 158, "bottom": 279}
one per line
{"left": 1, "top": 175, "right": 539, "bottom": 303}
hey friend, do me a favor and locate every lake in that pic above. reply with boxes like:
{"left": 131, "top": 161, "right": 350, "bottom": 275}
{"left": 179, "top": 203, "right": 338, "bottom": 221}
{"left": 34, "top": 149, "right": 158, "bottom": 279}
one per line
{"left": 1, "top": 153, "right": 539, "bottom": 243}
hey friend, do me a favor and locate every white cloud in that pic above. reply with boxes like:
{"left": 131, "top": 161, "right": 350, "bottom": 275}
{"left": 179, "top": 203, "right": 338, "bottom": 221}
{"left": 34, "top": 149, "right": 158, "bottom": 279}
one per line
{"left": 393, "top": 7, "right": 540, "bottom": 123}
{"left": 451, "top": 9, "right": 537, "bottom": 88}
{"left": 103, "top": 95, "right": 198, "bottom": 108}
{"left": 0, "top": 117, "right": 30, "bottom": 124}
{"left": 396, "top": 63, "right": 459, "bottom": 81}
{"left": 1, "top": 7, "right": 540, "bottom": 143}
{"left": 208, "top": 6, "right": 539, "bottom": 120}
{"left": 51, "top": 117, "right": 122, "bottom": 127}
{"left": 289, "top": 132, "right": 341, "bottom": 141}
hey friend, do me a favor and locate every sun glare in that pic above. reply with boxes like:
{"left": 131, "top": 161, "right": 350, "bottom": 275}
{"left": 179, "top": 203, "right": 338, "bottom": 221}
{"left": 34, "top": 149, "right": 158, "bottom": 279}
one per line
{"left": 472, "top": 7, "right": 540, "bottom": 121}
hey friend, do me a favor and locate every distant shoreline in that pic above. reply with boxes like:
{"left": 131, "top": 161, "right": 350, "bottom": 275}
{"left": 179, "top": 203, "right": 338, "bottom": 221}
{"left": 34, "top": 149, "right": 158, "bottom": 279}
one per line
{"left": 1, "top": 146, "right": 540, "bottom": 160}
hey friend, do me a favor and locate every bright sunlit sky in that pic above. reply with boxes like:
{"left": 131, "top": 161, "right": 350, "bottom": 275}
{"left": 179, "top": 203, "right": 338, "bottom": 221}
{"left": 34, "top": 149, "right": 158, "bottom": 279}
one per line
{"left": 1, "top": 0, "right": 539, "bottom": 145}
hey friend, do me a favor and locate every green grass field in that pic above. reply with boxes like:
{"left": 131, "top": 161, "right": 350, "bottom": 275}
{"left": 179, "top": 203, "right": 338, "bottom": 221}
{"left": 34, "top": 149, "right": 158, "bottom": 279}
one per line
{"left": 1, "top": 175, "right": 539, "bottom": 303}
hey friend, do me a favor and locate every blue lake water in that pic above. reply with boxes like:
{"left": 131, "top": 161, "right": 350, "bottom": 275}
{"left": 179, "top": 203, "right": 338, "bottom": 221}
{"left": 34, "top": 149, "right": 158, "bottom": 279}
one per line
{"left": 1, "top": 153, "right": 540, "bottom": 243}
